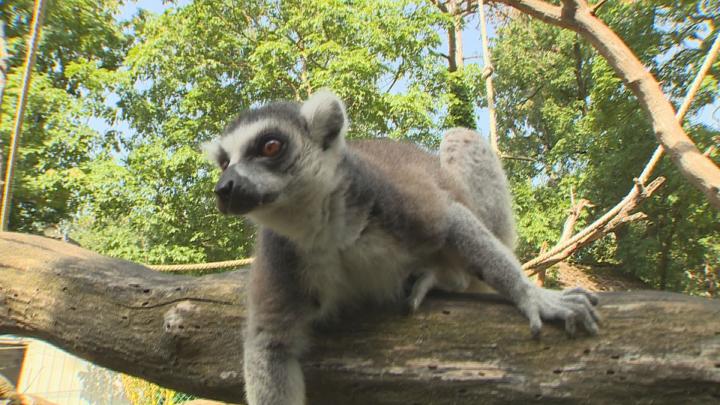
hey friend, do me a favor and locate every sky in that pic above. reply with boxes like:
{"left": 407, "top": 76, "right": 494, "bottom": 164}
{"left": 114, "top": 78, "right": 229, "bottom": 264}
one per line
{"left": 111, "top": 0, "right": 719, "bottom": 141}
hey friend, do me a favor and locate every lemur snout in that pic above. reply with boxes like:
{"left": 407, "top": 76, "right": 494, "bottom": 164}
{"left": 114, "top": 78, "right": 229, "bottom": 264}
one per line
{"left": 214, "top": 178, "right": 233, "bottom": 201}
{"left": 213, "top": 167, "right": 263, "bottom": 215}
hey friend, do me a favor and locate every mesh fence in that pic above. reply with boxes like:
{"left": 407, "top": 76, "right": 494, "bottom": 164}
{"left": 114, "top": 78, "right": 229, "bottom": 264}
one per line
{"left": 0, "top": 336, "right": 227, "bottom": 405}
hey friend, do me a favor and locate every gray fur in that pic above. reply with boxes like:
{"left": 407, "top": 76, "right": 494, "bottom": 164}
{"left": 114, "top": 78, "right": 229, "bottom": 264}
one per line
{"left": 205, "top": 90, "right": 599, "bottom": 405}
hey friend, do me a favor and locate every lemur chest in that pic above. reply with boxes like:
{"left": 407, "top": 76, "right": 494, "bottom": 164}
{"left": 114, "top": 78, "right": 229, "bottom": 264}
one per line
{"left": 300, "top": 224, "right": 421, "bottom": 317}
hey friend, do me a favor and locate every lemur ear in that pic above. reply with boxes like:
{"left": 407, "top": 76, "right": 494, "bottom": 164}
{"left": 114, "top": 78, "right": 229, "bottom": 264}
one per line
{"left": 201, "top": 138, "right": 224, "bottom": 165}
{"left": 300, "top": 89, "right": 348, "bottom": 150}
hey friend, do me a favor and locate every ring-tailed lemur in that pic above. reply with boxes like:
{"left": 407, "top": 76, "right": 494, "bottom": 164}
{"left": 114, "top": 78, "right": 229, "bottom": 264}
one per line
{"left": 203, "top": 90, "right": 600, "bottom": 405}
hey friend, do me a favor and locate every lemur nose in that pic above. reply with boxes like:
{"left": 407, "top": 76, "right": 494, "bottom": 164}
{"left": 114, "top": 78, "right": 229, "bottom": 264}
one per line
{"left": 214, "top": 180, "right": 233, "bottom": 200}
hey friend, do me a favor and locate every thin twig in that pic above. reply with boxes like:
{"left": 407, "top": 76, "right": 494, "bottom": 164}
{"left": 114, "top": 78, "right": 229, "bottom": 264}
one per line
{"left": 590, "top": 0, "right": 608, "bottom": 15}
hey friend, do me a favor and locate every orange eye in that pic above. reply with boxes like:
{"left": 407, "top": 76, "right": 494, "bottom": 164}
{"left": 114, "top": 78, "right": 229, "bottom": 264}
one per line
{"left": 262, "top": 139, "right": 283, "bottom": 157}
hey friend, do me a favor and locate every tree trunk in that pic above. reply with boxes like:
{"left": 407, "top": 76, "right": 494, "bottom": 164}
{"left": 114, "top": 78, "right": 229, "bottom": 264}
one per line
{"left": 0, "top": 21, "right": 8, "bottom": 197}
{"left": 1, "top": 232, "right": 719, "bottom": 404}
{"left": 0, "top": 21, "right": 8, "bottom": 118}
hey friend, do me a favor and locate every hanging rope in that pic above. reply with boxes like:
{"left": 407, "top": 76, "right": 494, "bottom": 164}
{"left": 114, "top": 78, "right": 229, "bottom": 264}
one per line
{"left": 477, "top": 0, "right": 500, "bottom": 154}
{"left": 0, "top": 0, "right": 48, "bottom": 231}
{"left": 144, "top": 257, "right": 254, "bottom": 272}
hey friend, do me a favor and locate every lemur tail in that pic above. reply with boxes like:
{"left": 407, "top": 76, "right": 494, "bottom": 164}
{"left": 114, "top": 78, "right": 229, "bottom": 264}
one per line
{"left": 439, "top": 128, "right": 517, "bottom": 249}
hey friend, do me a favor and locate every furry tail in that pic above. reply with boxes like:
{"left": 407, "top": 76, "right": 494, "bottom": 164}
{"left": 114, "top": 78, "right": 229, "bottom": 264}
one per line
{"left": 440, "top": 128, "right": 517, "bottom": 249}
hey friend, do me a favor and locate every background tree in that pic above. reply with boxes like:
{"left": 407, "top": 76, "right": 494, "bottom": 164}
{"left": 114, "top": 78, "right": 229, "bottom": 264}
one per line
{"left": 1, "top": 0, "right": 717, "bottom": 291}
{"left": 0, "top": 0, "right": 127, "bottom": 233}
{"left": 491, "top": 0, "right": 719, "bottom": 294}
{"left": 71, "top": 0, "right": 456, "bottom": 264}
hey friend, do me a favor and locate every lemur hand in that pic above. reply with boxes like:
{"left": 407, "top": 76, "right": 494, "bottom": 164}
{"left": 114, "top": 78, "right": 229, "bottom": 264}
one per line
{"left": 516, "top": 285, "right": 600, "bottom": 338}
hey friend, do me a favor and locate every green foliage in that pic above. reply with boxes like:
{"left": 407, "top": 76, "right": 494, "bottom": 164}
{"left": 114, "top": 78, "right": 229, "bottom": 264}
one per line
{"left": 492, "top": 0, "right": 719, "bottom": 295}
{"left": 68, "top": 0, "right": 454, "bottom": 263}
{"left": 0, "top": 0, "right": 127, "bottom": 232}
{"left": 444, "top": 69, "right": 478, "bottom": 129}
{"left": 3, "top": 0, "right": 717, "bottom": 297}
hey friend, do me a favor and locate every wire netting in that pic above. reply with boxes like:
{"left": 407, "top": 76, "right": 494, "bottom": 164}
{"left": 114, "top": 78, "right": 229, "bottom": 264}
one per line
{"left": 0, "top": 336, "right": 207, "bottom": 405}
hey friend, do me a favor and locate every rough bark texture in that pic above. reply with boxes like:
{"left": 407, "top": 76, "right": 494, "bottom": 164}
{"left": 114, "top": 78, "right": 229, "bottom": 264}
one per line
{"left": 1, "top": 232, "right": 719, "bottom": 404}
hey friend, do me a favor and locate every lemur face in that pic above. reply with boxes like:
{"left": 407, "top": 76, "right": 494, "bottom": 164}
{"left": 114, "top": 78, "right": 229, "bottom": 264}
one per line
{"left": 202, "top": 91, "right": 348, "bottom": 216}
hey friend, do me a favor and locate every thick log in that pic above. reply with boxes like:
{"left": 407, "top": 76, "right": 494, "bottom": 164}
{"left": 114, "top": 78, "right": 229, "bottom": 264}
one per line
{"left": 1, "top": 232, "right": 719, "bottom": 404}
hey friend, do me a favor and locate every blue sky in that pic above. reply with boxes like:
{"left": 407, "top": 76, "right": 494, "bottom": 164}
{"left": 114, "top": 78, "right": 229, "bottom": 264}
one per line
{"left": 112, "top": 0, "right": 719, "bottom": 140}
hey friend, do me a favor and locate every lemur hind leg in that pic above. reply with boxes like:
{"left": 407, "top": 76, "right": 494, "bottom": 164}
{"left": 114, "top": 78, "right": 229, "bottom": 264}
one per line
{"left": 408, "top": 267, "right": 472, "bottom": 312}
{"left": 408, "top": 128, "right": 514, "bottom": 310}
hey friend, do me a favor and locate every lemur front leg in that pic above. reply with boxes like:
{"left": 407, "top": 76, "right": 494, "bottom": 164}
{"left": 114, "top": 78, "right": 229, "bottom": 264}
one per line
{"left": 244, "top": 314, "right": 309, "bottom": 405}
{"left": 445, "top": 202, "right": 600, "bottom": 337}
{"left": 244, "top": 232, "right": 313, "bottom": 405}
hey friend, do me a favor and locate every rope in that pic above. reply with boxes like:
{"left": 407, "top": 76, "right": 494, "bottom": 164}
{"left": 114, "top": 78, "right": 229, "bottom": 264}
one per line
{"left": 144, "top": 257, "right": 254, "bottom": 272}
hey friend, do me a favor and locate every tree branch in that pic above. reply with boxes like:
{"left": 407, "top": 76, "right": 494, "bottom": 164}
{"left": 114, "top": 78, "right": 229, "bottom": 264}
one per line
{"left": 2, "top": 232, "right": 720, "bottom": 403}
{"left": 589, "top": 0, "right": 608, "bottom": 15}
{"left": 522, "top": 17, "right": 720, "bottom": 271}
{"left": 492, "top": 0, "right": 720, "bottom": 208}
{"left": 524, "top": 177, "right": 665, "bottom": 273}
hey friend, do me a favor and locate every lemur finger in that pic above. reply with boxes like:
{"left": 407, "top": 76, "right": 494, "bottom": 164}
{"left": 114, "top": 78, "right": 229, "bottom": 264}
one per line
{"left": 563, "top": 287, "right": 599, "bottom": 305}
{"left": 565, "top": 301, "right": 599, "bottom": 335}
{"left": 519, "top": 301, "right": 543, "bottom": 339}
{"left": 529, "top": 311, "right": 543, "bottom": 340}
{"left": 582, "top": 314, "right": 599, "bottom": 336}
{"left": 564, "top": 312, "right": 578, "bottom": 337}
{"left": 563, "top": 294, "right": 602, "bottom": 324}
{"left": 539, "top": 304, "right": 576, "bottom": 337}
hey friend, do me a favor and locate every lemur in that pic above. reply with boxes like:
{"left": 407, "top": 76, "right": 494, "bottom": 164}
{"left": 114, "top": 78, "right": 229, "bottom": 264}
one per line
{"left": 202, "top": 90, "right": 600, "bottom": 405}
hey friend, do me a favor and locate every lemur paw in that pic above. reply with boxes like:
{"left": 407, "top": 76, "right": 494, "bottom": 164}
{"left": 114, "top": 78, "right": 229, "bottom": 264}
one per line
{"left": 406, "top": 296, "right": 423, "bottom": 314}
{"left": 517, "top": 285, "right": 600, "bottom": 339}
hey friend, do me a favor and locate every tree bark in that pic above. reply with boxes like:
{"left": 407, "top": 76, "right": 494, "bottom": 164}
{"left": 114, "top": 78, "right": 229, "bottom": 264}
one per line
{"left": 1, "top": 232, "right": 719, "bottom": 404}
{"left": 492, "top": 0, "right": 720, "bottom": 209}
{"left": 0, "top": 21, "right": 9, "bottom": 198}
{"left": 0, "top": 21, "right": 8, "bottom": 119}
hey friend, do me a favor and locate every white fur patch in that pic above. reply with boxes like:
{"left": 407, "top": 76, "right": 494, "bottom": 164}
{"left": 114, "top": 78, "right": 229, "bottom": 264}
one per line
{"left": 201, "top": 138, "right": 223, "bottom": 164}
{"left": 300, "top": 89, "right": 348, "bottom": 145}
{"left": 220, "top": 119, "right": 276, "bottom": 163}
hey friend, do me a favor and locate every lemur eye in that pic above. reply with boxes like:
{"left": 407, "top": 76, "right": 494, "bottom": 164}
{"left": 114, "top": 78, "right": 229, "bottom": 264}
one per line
{"left": 220, "top": 160, "right": 229, "bottom": 171}
{"left": 261, "top": 139, "right": 283, "bottom": 158}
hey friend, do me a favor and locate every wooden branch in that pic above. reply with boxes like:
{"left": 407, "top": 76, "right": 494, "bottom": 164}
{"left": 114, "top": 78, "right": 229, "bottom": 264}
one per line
{"left": 559, "top": 195, "right": 593, "bottom": 243}
{"left": 492, "top": 0, "right": 720, "bottom": 208}
{"left": 0, "top": 22, "right": 6, "bottom": 193}
{"left": 589, "top": 0, "right": 608, "bottom": 15}
{"left": 499, "top": 153, "right": 537, "bottom": 162}
{"left": 525, "top": 177, "right": 665, "bottom": 273}
{"left": 0, "top": 21, "right": 9, "bottom": 121}
{"left": 2, "top": 232, "right": 720, "bottom": 403}
{"left": 636, "top": 31, "right": 720, "bottom": 185}
{"left": 533, "top": 191, "right": 592, "bottom": 285}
